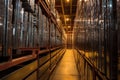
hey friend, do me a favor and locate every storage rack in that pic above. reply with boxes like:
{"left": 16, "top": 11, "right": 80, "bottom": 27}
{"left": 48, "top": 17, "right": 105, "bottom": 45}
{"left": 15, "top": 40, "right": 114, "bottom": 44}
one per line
{"left": 0, "top": 0, "right": 66, "bottom": 79}
{"left": 73, "top": 0, "right": 118, "bottom": 80}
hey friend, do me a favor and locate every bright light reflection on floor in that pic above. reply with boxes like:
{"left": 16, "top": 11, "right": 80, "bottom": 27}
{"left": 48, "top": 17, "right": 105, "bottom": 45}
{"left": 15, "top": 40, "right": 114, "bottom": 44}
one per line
{"left": 50, "top": 49, "right": 80, "bottom": 80}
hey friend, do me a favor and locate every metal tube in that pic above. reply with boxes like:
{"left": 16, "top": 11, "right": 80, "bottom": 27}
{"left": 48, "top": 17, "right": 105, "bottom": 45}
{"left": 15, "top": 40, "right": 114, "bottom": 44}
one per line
{"left": 3, "top": 0, "right": 9, "bottom": 56}
{"left": 103, "top": 0, "right": 107, "bottom": 75}
{"left": 109, "top": 0, "right": 118, "bottom": 79}
{"left": 49, "top": 18, "right": 51, "bottom": 70}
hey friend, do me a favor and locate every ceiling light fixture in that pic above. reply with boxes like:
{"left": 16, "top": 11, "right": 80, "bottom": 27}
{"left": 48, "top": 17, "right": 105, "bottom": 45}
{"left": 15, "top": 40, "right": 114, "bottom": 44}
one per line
{"left": 66, "top": 18, "right": 70, "bottom": 21}
{"left": 68, "top": 26, "right": 71, "bottom": 28}
{"left": 66, "top": 0, "right": 70, "bottom": 2}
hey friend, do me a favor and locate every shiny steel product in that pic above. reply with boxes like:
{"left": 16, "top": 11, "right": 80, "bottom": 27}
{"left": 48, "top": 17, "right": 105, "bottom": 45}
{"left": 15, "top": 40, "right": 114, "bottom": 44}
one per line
{"left": 73, "top": 0, "right": 118, "bottom": 80}
{"left": 0, "top": 0, "right": 64, "bottom": 61}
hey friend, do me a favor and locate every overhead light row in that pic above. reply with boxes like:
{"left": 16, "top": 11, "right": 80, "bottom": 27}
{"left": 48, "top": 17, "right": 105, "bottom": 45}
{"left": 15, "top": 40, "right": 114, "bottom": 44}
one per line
{"left": 80, "top": 0, "right": 88, "bottom": 2}
{"left": 64, "top": 26, "right": 71, "bottom": 28}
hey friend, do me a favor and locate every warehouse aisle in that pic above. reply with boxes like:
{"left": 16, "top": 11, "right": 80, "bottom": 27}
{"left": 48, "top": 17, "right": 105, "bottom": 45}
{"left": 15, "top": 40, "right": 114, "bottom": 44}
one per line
{"left": 50, "top": 49, "right": 80, "bottom": 80}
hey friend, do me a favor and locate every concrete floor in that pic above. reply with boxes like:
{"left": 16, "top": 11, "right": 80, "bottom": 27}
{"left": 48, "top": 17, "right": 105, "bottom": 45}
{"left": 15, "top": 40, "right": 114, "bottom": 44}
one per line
{"left": 50, "top": 49, "right": 80, "bottom": 80}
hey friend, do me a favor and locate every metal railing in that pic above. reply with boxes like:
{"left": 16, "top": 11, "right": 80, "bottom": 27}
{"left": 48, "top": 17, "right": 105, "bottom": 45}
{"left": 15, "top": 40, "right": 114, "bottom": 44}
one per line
{"left": 75, "top": 48, "right": 109, "bottom": 80}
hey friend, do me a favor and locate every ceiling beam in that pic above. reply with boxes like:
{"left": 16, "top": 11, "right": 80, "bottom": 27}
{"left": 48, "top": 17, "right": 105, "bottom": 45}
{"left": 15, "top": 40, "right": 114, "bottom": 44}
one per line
{"left": 70, "top": 0, "right": 72, "bottom": 15}
{"left": 63, "top": 24, "right": 74, "bottom": 26}
{"left": 55, "top": 5, "right": 77, "bottom": 7}
{"left": 59, "top": 14, "right": 76, "bottom": 17}
{"left": 70, "top": 0, "right": 72, "bottom": 27}
{"left": 61, "top": 0, "right": 66, "bottom": 25}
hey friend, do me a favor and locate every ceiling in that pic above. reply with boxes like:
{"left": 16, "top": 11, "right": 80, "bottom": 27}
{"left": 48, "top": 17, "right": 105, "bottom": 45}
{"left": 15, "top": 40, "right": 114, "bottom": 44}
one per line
{"left": 55, "top": 0, "right": 77, "bottom": 33}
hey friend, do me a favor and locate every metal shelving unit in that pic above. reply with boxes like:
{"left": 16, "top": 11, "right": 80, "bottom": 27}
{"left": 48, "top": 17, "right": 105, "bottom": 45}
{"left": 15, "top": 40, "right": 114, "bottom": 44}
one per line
{"left": 73, "top": 0, "right": 118, "bottom": 80}
{"left": 0, "top": 0, "right": 66, "bottom": 80}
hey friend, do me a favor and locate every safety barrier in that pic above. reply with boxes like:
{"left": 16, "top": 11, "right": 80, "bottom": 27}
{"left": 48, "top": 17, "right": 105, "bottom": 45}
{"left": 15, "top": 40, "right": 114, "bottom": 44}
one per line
{"left": 0, "top": 48, "right": 66, "bottom": 80}
{"left": 74, "top": 48, "right": 109, "bottom": 80}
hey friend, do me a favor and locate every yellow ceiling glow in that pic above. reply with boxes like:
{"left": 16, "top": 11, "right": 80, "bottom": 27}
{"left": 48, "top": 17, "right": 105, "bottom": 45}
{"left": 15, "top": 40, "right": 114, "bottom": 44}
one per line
{"left": 66, "top": 0, "right": 70, "bottom": 2}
